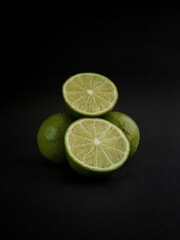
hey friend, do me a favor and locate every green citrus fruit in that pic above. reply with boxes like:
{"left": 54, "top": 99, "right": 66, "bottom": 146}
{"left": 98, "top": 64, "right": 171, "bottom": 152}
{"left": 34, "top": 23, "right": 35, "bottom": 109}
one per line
{"left": 37, "top": 113, "right": 75, "bottom": 163}
{"left": 62, "top": 73, "right": 118, "bottom": 117}
{"left": 103, "top": 112, "right": 140, "bottom": 156}
{"left": 65, "top": 118, "right": 130, "bottom": 177}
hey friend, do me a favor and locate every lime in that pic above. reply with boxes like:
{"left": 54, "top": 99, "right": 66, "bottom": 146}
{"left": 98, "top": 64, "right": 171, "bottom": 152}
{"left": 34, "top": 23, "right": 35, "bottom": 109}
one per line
{"left": 65, "top": 118, "right": 130, "bottom": 177}
{"left": 37, "top": 113, "right": 75, "bottom": 163}
{"left": 103, "top": 112, "right": 140, "bottom": 156}
{"left": 62, "top": 73, "right": 118, "bottom": 117}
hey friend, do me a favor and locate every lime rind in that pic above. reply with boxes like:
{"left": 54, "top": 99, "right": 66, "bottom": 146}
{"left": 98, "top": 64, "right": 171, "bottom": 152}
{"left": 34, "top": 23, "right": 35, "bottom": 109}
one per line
{"left": 37, "top": 113, "right": 75, "bottom": 163}
{"left": 65, "top": 118, "right": 130, "bottom": 177}
{"left": 103, "top": 112, "right": 140, "bottom": 156}
{"left": 62, "top": 73, "right": 118, "bottom": 117}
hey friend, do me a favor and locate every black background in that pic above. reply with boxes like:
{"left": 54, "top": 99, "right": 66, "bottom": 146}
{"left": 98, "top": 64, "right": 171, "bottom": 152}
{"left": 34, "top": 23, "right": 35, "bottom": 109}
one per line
{"left": 1, "top": 5, "right": 180, "bottom": 240}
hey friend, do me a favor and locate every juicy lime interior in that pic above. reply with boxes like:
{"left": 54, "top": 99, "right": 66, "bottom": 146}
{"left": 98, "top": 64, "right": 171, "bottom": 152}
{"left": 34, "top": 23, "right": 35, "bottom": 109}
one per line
{"left": 63, "top": 73, "right": 118, "bottom": 116}
{"left": 65, "top": 118, "right": 130, "bottom": 171}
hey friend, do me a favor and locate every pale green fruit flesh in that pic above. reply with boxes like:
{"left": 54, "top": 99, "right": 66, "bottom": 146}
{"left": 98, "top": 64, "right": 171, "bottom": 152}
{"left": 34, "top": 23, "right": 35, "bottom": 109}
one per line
{"left": 62, "top": 73, "right": 118, "bottom": 117}
{"left": 65, "top": 118, "right": 130, "bottom": 177}
{"left": 103, "top": 112, "right": 140, "bottom": 156}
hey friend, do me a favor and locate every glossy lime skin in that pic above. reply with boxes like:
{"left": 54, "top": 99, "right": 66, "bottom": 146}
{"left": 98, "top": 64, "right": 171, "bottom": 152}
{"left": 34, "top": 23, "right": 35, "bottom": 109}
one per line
{"left": 37, "top": 113, "right": 75, "bottom": 163}
{"left": 103, "top": 112, "right": 140, "bottom": 156}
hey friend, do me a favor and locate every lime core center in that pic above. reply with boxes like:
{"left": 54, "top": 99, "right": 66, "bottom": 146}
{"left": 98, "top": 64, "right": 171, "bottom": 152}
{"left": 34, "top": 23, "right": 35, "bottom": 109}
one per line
{"left": 87, "top": 89, "right": 93, "bottom": 95}
{"left": 94, "top": 138, "right": 100, "bottom": 145}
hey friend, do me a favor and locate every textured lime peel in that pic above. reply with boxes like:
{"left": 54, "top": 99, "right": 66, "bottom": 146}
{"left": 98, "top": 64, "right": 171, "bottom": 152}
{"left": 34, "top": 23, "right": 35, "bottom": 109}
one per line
{"left": 65, "top": 118, "right": 130, "bottom": 177}
{"left": 103, "top": 112, "right": 140, "bottom": 156}
{"left": 62, "top": 73, "right": 118, "bottom": 117}
{"left": 37, "top": 113, "right": 74, "bottom": 163}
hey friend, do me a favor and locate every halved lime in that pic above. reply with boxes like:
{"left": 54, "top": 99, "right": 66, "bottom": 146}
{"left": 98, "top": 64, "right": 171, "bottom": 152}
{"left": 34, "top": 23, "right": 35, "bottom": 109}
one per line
{"left": 65, "top": 118, "right": 130, "bottom": 177}
{"left": 62, "top": 73, "right": 118, "bottom": 117}
{"left": 103, "top": 112, "right": 140, "bottom": 156}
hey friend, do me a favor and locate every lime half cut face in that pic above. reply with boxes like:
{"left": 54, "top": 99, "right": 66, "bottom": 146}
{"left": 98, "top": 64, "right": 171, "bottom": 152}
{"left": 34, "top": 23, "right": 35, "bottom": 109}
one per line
{"left": 65, "top": 118, "right": 130, "bottom": 177}
{"left": 62, "top": 73, "right": 118, "bottom": 117}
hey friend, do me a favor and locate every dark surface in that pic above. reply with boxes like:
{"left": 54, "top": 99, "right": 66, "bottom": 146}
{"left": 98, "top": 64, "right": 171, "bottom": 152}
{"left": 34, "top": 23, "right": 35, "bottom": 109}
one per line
{"left": 2, "top": 6, "right": 180, "bottom": 240}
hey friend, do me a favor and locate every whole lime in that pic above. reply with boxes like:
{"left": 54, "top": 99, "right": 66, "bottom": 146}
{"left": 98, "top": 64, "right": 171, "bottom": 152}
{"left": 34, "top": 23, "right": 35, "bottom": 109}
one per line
{"left": 103, "top": 112, "right": 140, "bottom": 156}
{"left": 37, "top": 113, "right": 75, "bottom": 163}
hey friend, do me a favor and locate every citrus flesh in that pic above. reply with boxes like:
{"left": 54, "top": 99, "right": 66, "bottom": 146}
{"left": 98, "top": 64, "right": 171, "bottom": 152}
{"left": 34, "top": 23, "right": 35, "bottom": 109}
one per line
{"left": 103, "top": 112, "right": 140, "bottom": 156}
{"left": 62, "top": 73, "right": 118, "bottom": 117}
{"left": 37, "top": 113, "right": 75, "bottom": 163}
{"left": 65, "top": 118, "right": 130, "bottom": 177}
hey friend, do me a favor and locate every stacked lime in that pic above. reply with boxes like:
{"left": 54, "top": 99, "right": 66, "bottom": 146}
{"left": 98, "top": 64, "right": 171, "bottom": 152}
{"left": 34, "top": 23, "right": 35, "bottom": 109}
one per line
{"left": 37, "top": 73, "right": 140, "bottom": 177}
{"left": 62, "top": 73, "right": 118, "bottom": 117}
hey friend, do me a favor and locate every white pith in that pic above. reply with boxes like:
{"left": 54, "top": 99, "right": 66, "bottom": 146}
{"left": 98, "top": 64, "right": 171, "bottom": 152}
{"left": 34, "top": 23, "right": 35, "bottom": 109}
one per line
{"left": 87, "top": 89, "right": 93, "bottom": 95}
{"left": 94, "top": 138, "right": 100, "bottom": 145}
